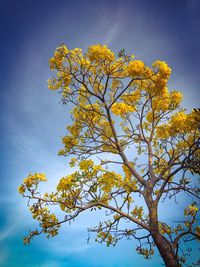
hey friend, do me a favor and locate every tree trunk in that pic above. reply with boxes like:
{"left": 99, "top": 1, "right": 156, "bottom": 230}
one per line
{"left": 149, "top": 205, "right": 179, "bottom": 267}
{"left": 151, "top": 231, "right": 178, "bottom": 266}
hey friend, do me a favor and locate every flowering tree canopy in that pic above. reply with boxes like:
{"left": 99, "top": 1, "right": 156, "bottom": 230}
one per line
{"left": 19, "top": 44, "right": 200, "bottom": 267}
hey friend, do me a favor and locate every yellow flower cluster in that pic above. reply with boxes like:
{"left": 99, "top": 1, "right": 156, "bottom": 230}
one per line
{"left": 146, "top": 111, "right": 154, "bottom": 123}
{"left": 136, "top": 247, "right": 154, "bottom": 258}
{"left": 29, "top": 205, "right": 60, "bottom": 237}
{"left": 87, "top": 44, "right": 115, "bottom": 62}
{"left": 113, "top": 214, "right": 121, "bottom": 220}
{"left": 126, "top": 60, "right": 145, "bottom": 76}
{"left": 153, "top": 60, "right": 171, "bottom": 76}
{"left": 170, "top": 111, "right": 187, "bottom": 128}
{"left": 70, "top": 47, "right": 82, "bottom": 57}
{"left": 79, "top": 159, "right": 94, "bottom": 171}
{"left": 18, "top": 173, "right": 47, "bottom": 194}
{"left": 101, "top": 143, "right": 118, "bottom": 154}
{"left": 91, "top": 81, "right": 104, "bottom": 94}
{"left": 146, "top": 89, "right": 183, "bottom": 121}
{"left": 62, "top": 135, "right": 79, "bottom": 152}
{"left": 131, "top": 206, "right": 144, "bottom": 220}
{"left": 158, "top": 223, "right": 171, "bottom": 235}
{"left": 170, "top": 91, "right": 183, "bottom": 107}
{"left": 187, "top": 109, "right": 200, "bottom": 130}
{"left": 69, "top": 158, "right": 77, "bottom": 167}
{"left": 151, "top": 87, "right": 170, "bottom": 111}
{"left": 57, "top": 161, "right": 123, "bottom": 199}
{"left": 108, "top": 59, "right": 127, "bottom": 77}
{"left": 156, "top": 109, "right": 200, "bottom": 139}
{"left": 48, "top": 70, "right": 71, "bottom": 91}
{"left": 111, "top": 79, "right": 121, "bottom": 90}
{"left": 122, "top": 164, "right": 138, "bottom": 192}
{"left": 99, "top": 171, "right": 122, "bottom": 193}
{"left": 57, "top": 175, "right": 75, "bottom": 191}
{"left": 73, "top": 103, "right": 102, "bottom": 124}
{"left": 18, "top": 184, "right": 26, "bottom": 194}
{"left": 145, "top": 60, "right": 172, "bottom": 96}
{"left": 122, "top": 164, "right": 133, "bottom": 180}
{"left": 67, "top": 122, "right": 82, "bottom": 137}
{"left": 96, "top": 231, "right": 115, "bottom": 246}
{"left": 111, "top": 102, "right": 135, "bottom": 117}
{"left": 59, "top": 71, "right": 71, "bottom": 87}
{"left": 98, "top": 119, "right": 113, "bottom": 141}
{"left": 121, "top": 89, "right": 141, "bottom": 104}
{"left": 47, "top": 78, "right": 62, "bottom": 90}
{"left": 184, "top": 205, "right": 199, "bottom": 216}
{"left": 79, "top": 57, "right": 90, "bottom": 69}
{"left": 49, "top": 45, "right": 68, "bottom": 70}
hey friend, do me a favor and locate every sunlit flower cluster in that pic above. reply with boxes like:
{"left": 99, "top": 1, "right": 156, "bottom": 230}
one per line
{"left": 18, "top": 173, "right": 47, "bottom": 194}
{"left": 87, "top": 44, "right": 115, "bottom": 62}
{"left": 127, "top": 60, "right": 145, "bottom": 76}
{"left": 111, "top": 102, "right": 136, "bottom": 117}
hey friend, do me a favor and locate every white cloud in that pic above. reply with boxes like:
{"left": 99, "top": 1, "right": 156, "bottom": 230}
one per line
{"left": 48, "top": 242, "right": 91, "bottom": 254}
{"left": 39, "top": 227, "right": 92, "bottom": 257}
{"left": 0, "top": 222, "right": 20, "bottom": 242}
{"left": 104, "top": 21, "right": 121, "bottom": 46}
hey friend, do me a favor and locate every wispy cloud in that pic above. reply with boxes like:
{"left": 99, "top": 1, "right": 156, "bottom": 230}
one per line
{"left": 0, "top": 224, "right": 19, "bottom": 242}
{"left": 0, "top": 201, "right": 29, "bottom": 243}
{"left": 104, "top": 21, "right": 121, "bottom": 46}
{"left": 47, "top": 241, "right": 91, "bottom": 255}
{"left": 102, "top": 7, "right": 125, "bottom": 46}
{"left": 39, "top": 227, "right": 92, "bottom": 257}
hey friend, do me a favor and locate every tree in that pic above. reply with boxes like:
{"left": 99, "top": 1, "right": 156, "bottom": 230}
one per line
{"left": 18, "top": 44, "right": 200, "bottom": 266}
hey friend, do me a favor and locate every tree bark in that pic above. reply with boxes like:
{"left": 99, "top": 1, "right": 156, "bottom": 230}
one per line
{"left": 151, "top": 231, "right": 178, "bottom": 266}
{"left": 149, "top": 205, "right": 179, "bottom": 267}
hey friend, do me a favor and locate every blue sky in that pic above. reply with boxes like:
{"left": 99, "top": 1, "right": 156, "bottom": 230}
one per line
{"left": 0, "top": 0, "right": 200, "bottom": 266}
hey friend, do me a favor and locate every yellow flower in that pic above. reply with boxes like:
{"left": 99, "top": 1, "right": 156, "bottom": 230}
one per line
{"left": 170, "top": 91, "right": 183, "bottom": 106}
{"left": 79, "top": 159, "right": 94, "bottom": 171}
{"left": 122, "top": 164, "right": 133, "bottom": 180}
{"left": 153, "top": 60, "right": 171, "bottom": 76}
{"left": 87, "top": 44, "right": 115, "bottom": 62}
{"left": 49, "top": 45, "right": 69, "bottom": 70}
{"left": 127, "top": 60, "right": 145, "bottom": 76}
{"left": 170, "top": 111, "right": 187, "bottom": 132}
{"left": 114, "top": 214, "right": 121, "bottom": 220}
{"left": 131, "top": 206, "right": 144, "bottom": 220}
{"left": 69, "top": 158, "right": 77, "bottom": 167}
{"left": 111, "top": 102, "right": 135, "bottom": 117}
{"left": 121, "top": 89, "right": 141, "bottom": 104}
{"left": 146, "top": 111, "right": 154, "bottom": 123}
{"left": 57, "top": 176, "right": 74, "bottom": 191}
{"left": 62, "top": 135, "right": 79, "bottom": 151}
{"left": 184, "top": 205, "right": 199, "bottom": 216}
{"left": 18, "top": 184, "right": 26, "bottom": 194}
